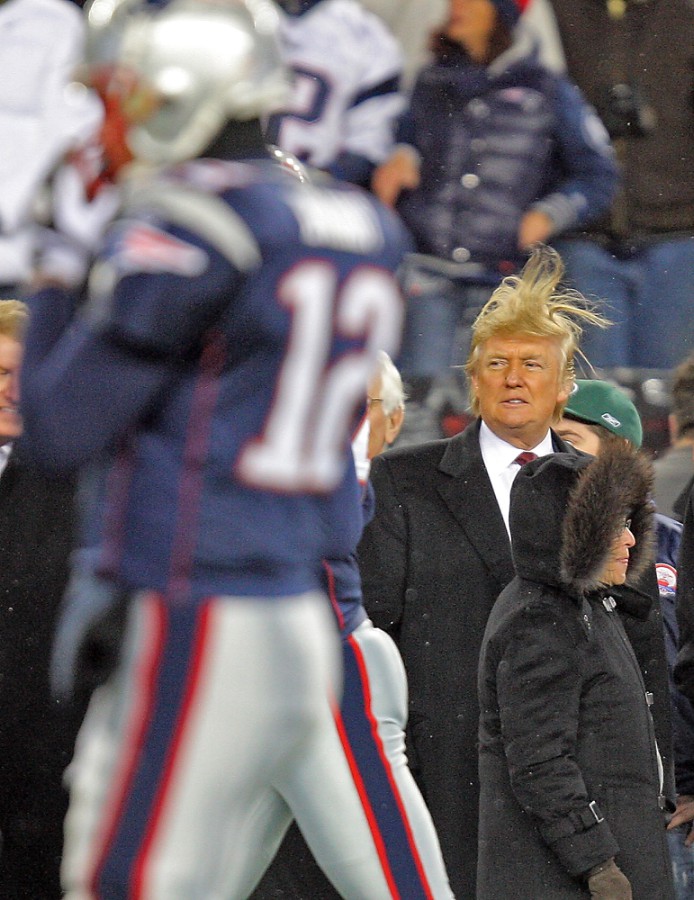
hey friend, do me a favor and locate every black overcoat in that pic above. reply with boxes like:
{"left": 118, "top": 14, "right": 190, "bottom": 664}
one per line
{"left": 0, "top": 448, "right": 79, "bottom": 897}
{"left": 358, "top": 421, "right": 571, "bottom": 897}
{"left": 359, "top": 420, "right": 674, "bottom": 898}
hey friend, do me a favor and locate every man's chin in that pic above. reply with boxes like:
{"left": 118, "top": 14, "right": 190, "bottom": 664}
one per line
{"left": 0, "top": 415, "right": 23, "bottom": 444}
{"left": 497, "top": 413, "right": 533, "bottom": 430}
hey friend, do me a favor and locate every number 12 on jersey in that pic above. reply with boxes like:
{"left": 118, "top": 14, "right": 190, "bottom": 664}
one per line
{"left": 237, "top": 259, "right": 402, "bottom": 493}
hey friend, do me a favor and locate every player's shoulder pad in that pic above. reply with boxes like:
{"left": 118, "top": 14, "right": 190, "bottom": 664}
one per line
{"left": 309, "top": 0, "right": 402, "bottom": 57}
{"left": 121, "top": 175, "right": 262, "bottom": 273}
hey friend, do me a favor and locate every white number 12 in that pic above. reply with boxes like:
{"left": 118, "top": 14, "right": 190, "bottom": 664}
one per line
{"left": 237, "top": 260, "right": 402, "bottom": 492}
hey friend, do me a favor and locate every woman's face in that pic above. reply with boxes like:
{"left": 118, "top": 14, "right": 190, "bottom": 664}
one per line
{"left": 600, "top": 522, "right": 636, "bottom": 586}
{"left": 446, "top": 0, "right": 498, "bottom": 58}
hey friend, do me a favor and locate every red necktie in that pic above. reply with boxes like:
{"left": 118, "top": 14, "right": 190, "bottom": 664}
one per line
{"left": 514, "top": 451, "right": 538, "bottom": 467}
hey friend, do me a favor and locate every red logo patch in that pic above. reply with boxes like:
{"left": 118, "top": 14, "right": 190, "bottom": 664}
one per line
{"left": 114, "top": 222, "right": 208, "bottom": 277}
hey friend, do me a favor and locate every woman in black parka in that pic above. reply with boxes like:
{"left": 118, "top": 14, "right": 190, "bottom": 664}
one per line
{"left": 478, "top": 443, "right": 675, "bottom": 899}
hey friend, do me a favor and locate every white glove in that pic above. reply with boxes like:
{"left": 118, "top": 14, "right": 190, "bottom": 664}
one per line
{"left": 52, "top": 153, "right": 120, "bottom": 252}
{"left": 33, "top": 143, "right": 121, "bottom": 289}
{"left": 351, "top": 416, "right": 371, "bottom": 486}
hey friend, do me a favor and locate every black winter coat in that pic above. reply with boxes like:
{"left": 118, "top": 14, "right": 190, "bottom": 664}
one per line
{"left": 478, "top": 446, "right": 674, "bottom": 898}
{"left": 358, "top": 421, "right": 572, "bottom": 897}
{"left": 675, "top": 475, "right": 694, "bottom": 702}
{"left": 0, "top": 448, "right": 81, "bottom": 898}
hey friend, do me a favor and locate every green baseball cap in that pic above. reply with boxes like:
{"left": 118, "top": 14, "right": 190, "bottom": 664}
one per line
{"left": 563, "top": 379, "right": 643, "bottom": 448}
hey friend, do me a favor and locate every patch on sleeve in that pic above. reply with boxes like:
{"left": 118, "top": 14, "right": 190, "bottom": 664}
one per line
{"left": 656, "top": 563, "right": 677, "bottom": 598}
{"left": 111, "top": 221, "right": 209, "bottom": 277}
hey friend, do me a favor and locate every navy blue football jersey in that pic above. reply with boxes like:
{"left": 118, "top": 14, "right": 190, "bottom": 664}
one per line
{"left": 22, "top": 158, "right": 410, "bottom": 602}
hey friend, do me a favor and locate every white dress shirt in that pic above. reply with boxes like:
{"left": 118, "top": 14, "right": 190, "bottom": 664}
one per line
{"left": 0, "top": 442, "right": 11, "bottom": 479}
{"left": 478, "top": 422, "right": 555, "bottom": 539}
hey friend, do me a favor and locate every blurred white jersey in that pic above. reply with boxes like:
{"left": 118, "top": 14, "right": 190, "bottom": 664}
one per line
{"left": 0, "top": 0, "right": 102, "bottom": 283}
{"left": 272, "top": 0, "right": 405, "bottom": 171}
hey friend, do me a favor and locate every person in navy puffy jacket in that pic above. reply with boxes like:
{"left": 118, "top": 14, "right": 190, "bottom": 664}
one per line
{"left": 373, "top": 0, "right": 618, "bottom": 443}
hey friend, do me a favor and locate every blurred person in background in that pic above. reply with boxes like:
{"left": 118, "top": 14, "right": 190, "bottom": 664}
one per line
{"left": 654, "top": 353, "right": 694, "bottom": 523}
{"left": 525, "top": 0, "right": 694, "bottom": 372}
{"left": 0, "top": 0, "right": 101, "bottom": 294}
{"left": 0, "top": 299, "right": 79, "bottom": 898}
{"left": 267, "top": 0, "right": 405, "bottom": 188}
{"left": 371, "top": 0, "right": 618, "bottom": 445}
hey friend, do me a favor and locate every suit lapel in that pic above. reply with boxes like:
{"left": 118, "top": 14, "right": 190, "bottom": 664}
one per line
{"left": 436, "top": 421, "right": 516, "bottom": 587}
{"left": 0, "top": 451, "right": 18, "bottom": 504}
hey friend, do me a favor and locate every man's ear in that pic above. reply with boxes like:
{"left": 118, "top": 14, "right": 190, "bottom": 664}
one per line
{"left": 385, "top": 407, "right": 405, "bottom": 446}
{"left": 557, "top": 376, "right": 573, "bottom": 407}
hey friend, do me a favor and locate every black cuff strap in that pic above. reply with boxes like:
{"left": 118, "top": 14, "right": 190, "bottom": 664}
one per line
{"left": 544, "top": 801, "right": 605, "bottom": 843}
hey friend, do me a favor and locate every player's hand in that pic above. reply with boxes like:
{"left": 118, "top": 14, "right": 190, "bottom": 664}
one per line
{"left": 50, "top": 547, "right": 128, "bottom": 705}
{"left": 667, "top": 795, "right": 694, "bottom": 846}
{"left": 517, "top": 209, "right": 554, "bottom": 250}
{"left": 586, "top": 859, "right": 632, "bottom": 899}
{"left": 52, "top": 150, "right": 120, "bottom": 252}
{"left": 371, "top": 148, "right": 421, "bottom": 207}
{"left": 32, "top": 141, "right": 121, "bottom": 290}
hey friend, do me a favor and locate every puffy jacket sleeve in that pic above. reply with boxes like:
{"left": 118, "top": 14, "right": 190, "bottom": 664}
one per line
{"left": 531, "top": 77, "right": 619, "bottom": 235}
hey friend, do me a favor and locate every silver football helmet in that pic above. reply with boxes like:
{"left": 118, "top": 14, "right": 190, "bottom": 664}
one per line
{"left": 83, "top": 0, "right": 291, "bottom": 164}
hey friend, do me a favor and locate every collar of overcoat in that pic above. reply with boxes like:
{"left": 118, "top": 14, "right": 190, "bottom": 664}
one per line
{"left": 435, "top": 419, "right": 572, "bottom": 589}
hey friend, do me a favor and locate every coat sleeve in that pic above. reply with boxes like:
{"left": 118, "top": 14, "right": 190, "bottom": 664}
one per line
{"left": 675, "top": 482, "right": 694, "bottom": 705}
{"left": 357, "top": 453, "right": 408, "bottom": 634}
{"left": 531, "top": 77, "right": 619, "bottom": 234}
{"left": 494, "top": 601, "right": 620, "bottom": 877}
{"left": 620, "top": 562, "right": 676, "bottom": 808}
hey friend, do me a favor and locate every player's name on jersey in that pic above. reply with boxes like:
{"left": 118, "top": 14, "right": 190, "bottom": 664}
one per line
{"left": 289, "top": 188, "right": 384, "bottom": 254}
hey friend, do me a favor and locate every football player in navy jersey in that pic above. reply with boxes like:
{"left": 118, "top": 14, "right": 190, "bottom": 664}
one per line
{"left": 19, "top": 0, "right": 415, "bottom": 896}
{"left": 268, "top": 0, "right": 404, "bottom": 188}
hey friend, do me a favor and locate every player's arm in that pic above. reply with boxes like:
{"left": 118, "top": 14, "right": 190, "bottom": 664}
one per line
{"left": 330, "top": 75, "right": 404, "bottom": 187}
{"left": 0, "top": 0, "right": 101, "bottom": 234}
{"left": 21, "top": 217, "right": 242, "bottom": 473}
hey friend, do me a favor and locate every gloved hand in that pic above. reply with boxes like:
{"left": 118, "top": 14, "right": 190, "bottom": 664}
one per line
{"left": 586, "top": 859, "right": 632, "bottom": 899}
{"left": 51, "top": 150, "right": 120, "bottom": 251}
{"left": 32, "top": 225, "right": 92, "bottom": 290}
{"left": 32, "top": 141, "right": 120, "bottom": 290}
{"left": 50, "top": 547, "right": 128, "bottom": 706}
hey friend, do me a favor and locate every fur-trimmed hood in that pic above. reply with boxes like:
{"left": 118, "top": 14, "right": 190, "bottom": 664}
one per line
{"left": 509, "top": 443, "right": 656, "bottom": 598}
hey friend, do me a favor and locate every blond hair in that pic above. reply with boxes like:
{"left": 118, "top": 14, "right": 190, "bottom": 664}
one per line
{"left": 465, "top": 245, "right": 610, "bottom": 420}
{"left": 0, "top": 299, "right": 28, "bottom": 342}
